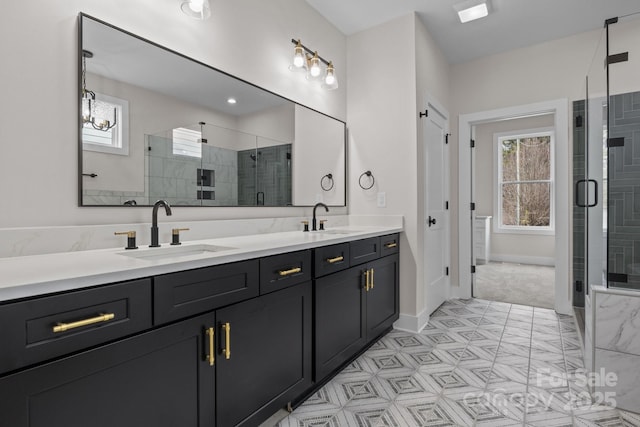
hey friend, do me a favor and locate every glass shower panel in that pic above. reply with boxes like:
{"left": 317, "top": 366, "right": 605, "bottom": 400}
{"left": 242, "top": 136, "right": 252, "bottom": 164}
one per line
{"left": 573, "top": 84, "right": 587, "bottom": 305}
{"left": 584, "top": 28, "right": 607, "bottom": 290}
{"left": 607, "top": 12, "right": 640, "bottom": 290}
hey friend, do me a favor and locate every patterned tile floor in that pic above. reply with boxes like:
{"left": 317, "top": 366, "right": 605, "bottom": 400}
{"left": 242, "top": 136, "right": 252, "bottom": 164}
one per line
{"left": 276, "top": 298, "right": 640, "bottom": 427}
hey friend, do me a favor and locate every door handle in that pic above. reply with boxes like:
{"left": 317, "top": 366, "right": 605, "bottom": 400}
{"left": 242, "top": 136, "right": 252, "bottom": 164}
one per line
{"left": 206, "top": 327, "right": 215, "bottom": 366}
{"left": 575, "top": 179, "right": 598, "bottom": 208}
{"left": 221, "top": 322, "right": 231, "bottom": 360}
{"left": 428, "top": 216, "right": 436, "bottom": 227}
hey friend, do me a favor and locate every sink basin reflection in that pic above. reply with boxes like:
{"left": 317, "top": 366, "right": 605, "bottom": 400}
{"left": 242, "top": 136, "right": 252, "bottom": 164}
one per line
{"left": 117, "top": 244, "right": 236, "bottom": 261}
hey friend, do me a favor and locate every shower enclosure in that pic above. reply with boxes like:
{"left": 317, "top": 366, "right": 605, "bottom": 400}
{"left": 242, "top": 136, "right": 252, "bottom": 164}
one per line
{"left": 574, "top": 12, "right": 640, "bottom": 297}
{"left": 573, "top": 12, "right": 640, "bottom": 412}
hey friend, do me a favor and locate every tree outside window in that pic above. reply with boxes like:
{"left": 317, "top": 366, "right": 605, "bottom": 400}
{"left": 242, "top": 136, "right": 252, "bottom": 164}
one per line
{"left": 497, "top": 131, "right": 553, "bottom": 231}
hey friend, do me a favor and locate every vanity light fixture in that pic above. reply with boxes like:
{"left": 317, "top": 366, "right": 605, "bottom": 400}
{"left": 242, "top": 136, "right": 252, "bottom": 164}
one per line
{"left": 81, "top": 50, "right": 117, "bottom": 131}
{"left": 289, "top": 39, "right": 338, "bottom": 90}
{"left": 180, "top": 0, "right": 211, "bottom": 20}
{"left": 454, "top": 0, "right": 490, "bottom": 23}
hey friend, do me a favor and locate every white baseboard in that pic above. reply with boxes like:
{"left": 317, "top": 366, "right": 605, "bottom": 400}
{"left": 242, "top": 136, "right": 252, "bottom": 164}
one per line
{"left": 393, "top": 309, "right": 430, "bottom": 333}
{"left": 489, "top": 254, "right": 555, "bottom": 267}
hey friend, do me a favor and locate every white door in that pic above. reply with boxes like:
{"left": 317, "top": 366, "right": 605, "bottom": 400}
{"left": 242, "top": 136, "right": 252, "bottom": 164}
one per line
{"left": 424, "top": 102, "right": 450, "bottom": 315}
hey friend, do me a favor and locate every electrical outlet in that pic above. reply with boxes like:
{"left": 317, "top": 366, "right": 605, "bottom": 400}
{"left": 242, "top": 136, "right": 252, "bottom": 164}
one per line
{"left": 315, "top": 193, "right": 323, "bottom": 203}
{"left": 377, "top": 192, "right": 386, "bottom": 208}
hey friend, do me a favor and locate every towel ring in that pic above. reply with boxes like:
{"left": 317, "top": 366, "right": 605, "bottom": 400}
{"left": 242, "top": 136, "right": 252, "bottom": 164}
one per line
{"left": 320, "top": 173, "right": 334, "bottom": 191}
{"left": 359, "top": 171, "right": 375, "bottom": 190}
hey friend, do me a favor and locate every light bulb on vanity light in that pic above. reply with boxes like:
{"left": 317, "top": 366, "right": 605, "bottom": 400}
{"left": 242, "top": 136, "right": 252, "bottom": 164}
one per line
{"left": 292, "top": 40, "right": 306, "bottom": 69}
{"left": 181, "top": 0, "right": 211, "bottom": 20}
{"left": 308, "top": 52, "right": 321, "bottom": 79}
{"left": 322, "top": 61, "right": 338, "bottom": 90}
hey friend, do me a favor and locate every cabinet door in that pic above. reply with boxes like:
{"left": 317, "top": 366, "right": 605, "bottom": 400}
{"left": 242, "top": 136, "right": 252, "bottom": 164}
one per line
{"left": 314, "top": 267, "right": 366, "bottom": 381}
{"left": 0, "top": 313, "right": 216, "bottom": 427}
{"left": 366, "top": 254, "right": 399, "bottom": 341}
{"left": 216, "top": 282, "right": 312, "bottom": 427}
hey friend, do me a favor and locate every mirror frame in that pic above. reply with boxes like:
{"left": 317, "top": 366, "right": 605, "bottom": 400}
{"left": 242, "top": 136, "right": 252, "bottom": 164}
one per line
{"left": 78, "top": 13, "right": 346, "bottom": 208}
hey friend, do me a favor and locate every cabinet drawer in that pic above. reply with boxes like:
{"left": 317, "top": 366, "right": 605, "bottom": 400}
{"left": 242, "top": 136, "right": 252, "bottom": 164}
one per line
{"left": 350, "top": 237, "right": 380, "bottom": 265}
{"left": 0, "top": 279, "right": 152, "bottom": 374}
{"left": 314, "top": 243, "right": 350, "bottom": 277}
{"left": 260, "top": 250, "right": 312, "bottom": 295}
{"left": 154, "top": 260, "right": 259, "bottom": 325}
{"left": 380, "top": 234, "right": 400, "bottom": 257}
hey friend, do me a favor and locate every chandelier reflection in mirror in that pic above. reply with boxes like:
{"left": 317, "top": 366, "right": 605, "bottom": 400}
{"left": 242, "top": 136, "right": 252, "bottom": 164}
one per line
{"left": 289, "top": 39, "right": 338, "bottom": 90}
{"left": 81, "top": 50, "right": 117, "bottom": 131}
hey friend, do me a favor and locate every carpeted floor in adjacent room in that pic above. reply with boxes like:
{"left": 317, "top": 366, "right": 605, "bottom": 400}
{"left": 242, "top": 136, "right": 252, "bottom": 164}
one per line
{"left": 474, "top": 262, "right": 555, "bottom": 309}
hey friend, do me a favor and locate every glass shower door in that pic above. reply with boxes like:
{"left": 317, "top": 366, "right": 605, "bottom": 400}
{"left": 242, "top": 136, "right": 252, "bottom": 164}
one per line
{"left": 606, "top": 13, "right": 640, "bottom": 290}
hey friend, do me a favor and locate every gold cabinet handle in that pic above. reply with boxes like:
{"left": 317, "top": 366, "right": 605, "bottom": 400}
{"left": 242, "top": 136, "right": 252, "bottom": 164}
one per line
{"left": 206, "top": 327, "right": 215, "bottom": 366}
{"left": 364, "top": 269, "right": 370, "bottom": 291}
{"left": 371, "top": 268, "right": 374, "bottom": 289}
{"left": 53, "top": 313, "right": 115, "bottom": 333}
{"left": 326, "top": 256, "right": 344, "bottom": 264}
{"left": 278, "top": 267, "right": 301, "bottom": 276}
{"left": 385, "top": 242, "right": 397, "bottom": 248}
{"left": 222, "top": 322, "right": 231, "bottom": 360}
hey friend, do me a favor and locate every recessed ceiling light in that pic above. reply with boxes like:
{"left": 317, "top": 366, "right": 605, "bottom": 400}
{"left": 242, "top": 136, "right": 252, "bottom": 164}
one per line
{"left": 454, "top": 0, "right": 490, "bottom": 24}
{"left": 227, "top": 98, "right": 237, "bottom": 104}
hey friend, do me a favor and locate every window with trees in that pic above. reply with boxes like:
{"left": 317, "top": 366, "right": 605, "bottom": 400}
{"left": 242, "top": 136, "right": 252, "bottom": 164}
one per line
{"left": 495, "top": 129, "right": 554, "bottom": 233}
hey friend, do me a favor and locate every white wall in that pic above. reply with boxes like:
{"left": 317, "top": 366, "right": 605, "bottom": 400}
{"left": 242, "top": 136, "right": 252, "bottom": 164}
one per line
{"left": 0, "top": 0, "right": 346, "bottom": 228}
{"left": 292, "top": 105, "right": 345, "bottom": 206}
{"left": 347, "top": 13, "right": 450, "bottom": 320}
{"left": 474, "top": 115, "right": 555, "bottom": 262}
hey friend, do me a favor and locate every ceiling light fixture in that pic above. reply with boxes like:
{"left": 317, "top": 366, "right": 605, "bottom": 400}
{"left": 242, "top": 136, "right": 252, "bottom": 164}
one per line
{"left": 288, "top": 39, "right": 338, "bottom": 90}
{"left": 227, "top": 97, "right": 237, "bottom": 104}
{"left": 81, "top": 50, "right": 117, "bottom": 131}
{"left": 180, "top": 0, "right": 211, "bottom": 20}
{"left": 454, "top": 0, "right": 490, "bottom": 23}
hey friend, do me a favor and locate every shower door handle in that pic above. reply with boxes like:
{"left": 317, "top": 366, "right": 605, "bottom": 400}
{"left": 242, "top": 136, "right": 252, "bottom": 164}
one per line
{"left": 575, "top": 179, "right": 598, "bottom": 207}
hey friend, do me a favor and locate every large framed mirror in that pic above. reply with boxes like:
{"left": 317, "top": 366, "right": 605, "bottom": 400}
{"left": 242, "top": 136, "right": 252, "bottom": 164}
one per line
{"left": 79, "top": 14, "right": 346, "bottom": 207}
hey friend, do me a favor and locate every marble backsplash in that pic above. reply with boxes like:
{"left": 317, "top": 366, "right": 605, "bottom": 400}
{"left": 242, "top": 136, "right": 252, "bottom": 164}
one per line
{"left": 0, "top": 215, "right": 403, "bottom": 259}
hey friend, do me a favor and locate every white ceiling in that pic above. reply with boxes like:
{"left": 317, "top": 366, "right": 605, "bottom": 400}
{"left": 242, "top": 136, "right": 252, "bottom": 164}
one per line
{"left": 83, "top": 17, "right": 289, "bottom": 118}
{"left": 305, "top": 0, "right": 640, "bottom": 64}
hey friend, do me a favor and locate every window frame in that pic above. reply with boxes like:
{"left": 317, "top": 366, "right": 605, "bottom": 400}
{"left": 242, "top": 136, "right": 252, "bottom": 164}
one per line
{"left": 493, "top": 127, "right": 555, "bottom": 235}
{"left": 81, "top": 92, "right": 129, "bottom": 156}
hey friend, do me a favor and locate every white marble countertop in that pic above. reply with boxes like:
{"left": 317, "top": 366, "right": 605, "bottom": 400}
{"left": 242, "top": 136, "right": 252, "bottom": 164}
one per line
{"left": 0, "top": 225, "right": 402, "bottom": 303}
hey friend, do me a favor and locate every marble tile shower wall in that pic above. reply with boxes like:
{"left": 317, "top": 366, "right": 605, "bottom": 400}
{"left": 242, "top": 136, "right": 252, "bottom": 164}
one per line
{"left": 147, "top": 135, "right": 238, "bottom": 206}
{"left": 587, "top": 287, "right": 640, "bottom": 413}
{"left": 608, "top": 91, "right": 640, "bottom": 290}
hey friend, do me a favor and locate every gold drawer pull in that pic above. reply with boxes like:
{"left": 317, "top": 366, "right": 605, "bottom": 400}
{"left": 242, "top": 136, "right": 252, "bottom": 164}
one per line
{"left": 206, "top": 327, "right": 215, "bottom": 366}
{"left": 53, "top": 313, "right": 115, "bottom": 333}
{"left": 385, "top": 242, "right": 397, "bottom": 248}
{"left": 364, "top": 269, "right": 370, "bottom": 291}
{"left": 278, "top": 267, "right": 301, "bottom": 276}
{"left": 222, "top": 322, "right": 231, "bottom": 360}
{"left": 326, "top": 256, "right": 344, "bottom": 264}
{"left": 371, "top": 268, "right": 375, "bottom": 289}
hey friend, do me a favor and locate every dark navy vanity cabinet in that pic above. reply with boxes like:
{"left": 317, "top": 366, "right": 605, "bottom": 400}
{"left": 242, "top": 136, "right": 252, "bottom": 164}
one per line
{"left": 314, "top": 234, "right": 399, "bottom": 382}
{"left": 0, "top": 234, "right": 398, "bottom": 427}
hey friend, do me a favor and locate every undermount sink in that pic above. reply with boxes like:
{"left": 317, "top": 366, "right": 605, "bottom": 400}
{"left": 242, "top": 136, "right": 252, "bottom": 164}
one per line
{"left": 117, "top": 244, "right": 236, "bottom": 261}
{"left": 318, "top": 229, "right": 356, "bottom": 235}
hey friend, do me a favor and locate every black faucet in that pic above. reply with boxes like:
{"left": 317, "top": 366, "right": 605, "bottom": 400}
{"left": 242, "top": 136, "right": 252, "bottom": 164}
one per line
{"left": 312, "top": 202, "right": 329, "bottom": 231}
{"left": 150, "top": 200, "right": 172, "bottom": 247}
